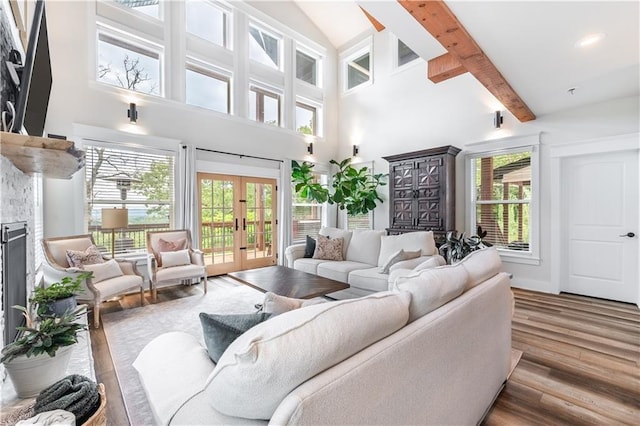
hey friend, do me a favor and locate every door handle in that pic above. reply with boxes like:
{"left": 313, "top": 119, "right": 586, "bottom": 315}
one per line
{"left": 243, "top": 218, "right": 246, "bottom": 231}
{"left": 235, "top": 218, "right": 239, "bottom": 231}
{"left": 619, "top": 232, "right": 635, "bottom": 238}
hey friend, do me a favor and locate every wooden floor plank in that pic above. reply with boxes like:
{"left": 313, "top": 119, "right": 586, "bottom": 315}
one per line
{"left": 88, "top": 284, "right": 640, "bottom": 425}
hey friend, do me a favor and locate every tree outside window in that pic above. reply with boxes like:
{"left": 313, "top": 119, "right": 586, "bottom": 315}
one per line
{"left": 249, "top": 86, "right": 280, "bottom": 126}
{"left": 295, "top": 102, "right": 316, "bottom": 135}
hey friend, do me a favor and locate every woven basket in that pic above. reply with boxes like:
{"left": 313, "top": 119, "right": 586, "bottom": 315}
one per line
{"left": 83, "top": 383, "right": 106, "bottom": 426}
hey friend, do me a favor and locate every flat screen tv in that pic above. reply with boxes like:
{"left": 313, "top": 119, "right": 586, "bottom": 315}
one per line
{"left": 11, "top": 0, "right": 52, "bottom": 136}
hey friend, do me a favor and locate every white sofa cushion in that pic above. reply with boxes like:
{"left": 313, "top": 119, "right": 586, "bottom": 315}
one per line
{"left": 391, "top": 263, "right": 468, "bottom": 323}
{"left": 378, "top": 231, "right": 437, "bottom": 266}
{"left": 459, "top": 247, "right": 502, "bottom": 290}
{"left": 317, "top": 261, "right": 371, "bottom": 283}
{"left": 348, "top": 267, "right": 390, "bottom": 292}
{"left": 206, "top": 291, "right": 411, "bottom": 420}
{"left": 160, "top": 249, "right": 191, "bottom": 268}
{"left": 346, "top": 229, "right": 385, "bottom": 266}
{"left": 379, "top": 249, "right": 422, "bottom": 274}
{"left": 95, "top": 274, "right": 143, "bottom": 299}
{"left": 292, "top": 258, "right": 328, "bottom": 275}
{"left": 156, "top": 264, "right": 204, "bottom": 282}
{"left": 262, "top": 292, "right": 327, "bottom": 315}
{"left": 320, "top": 227, "right": 352, "bottom": 259}
{"left": 413, "top": 254, "right": 447, "bottom": 272}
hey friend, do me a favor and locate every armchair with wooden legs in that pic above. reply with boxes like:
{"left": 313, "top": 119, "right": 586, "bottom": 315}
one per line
{"left": 41, "top": 234, "right": 145, "bottom": 328}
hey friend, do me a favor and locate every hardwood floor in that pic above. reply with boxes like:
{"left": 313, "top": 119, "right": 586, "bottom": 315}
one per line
{"left": 90, "top": 282, "right": 640, "bottom": 425}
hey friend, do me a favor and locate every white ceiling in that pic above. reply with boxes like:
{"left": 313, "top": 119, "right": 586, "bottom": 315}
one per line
{"left": 294, "top": 0, "right": 640, "bottom": 117}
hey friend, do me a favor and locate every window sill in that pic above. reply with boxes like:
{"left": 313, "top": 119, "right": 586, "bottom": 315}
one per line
{"left": 498, "top": 250, "right": 541, "bottom": 266}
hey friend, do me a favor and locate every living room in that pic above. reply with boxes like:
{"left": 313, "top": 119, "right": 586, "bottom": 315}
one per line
{"left": 0, "top": 0, "right": 638, "bottom": 424}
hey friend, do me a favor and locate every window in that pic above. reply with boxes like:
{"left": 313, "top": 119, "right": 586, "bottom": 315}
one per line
{"left": 296, "top": 49, "right": 317, "bottom": 86}
{"left": 292, "top": 171, "right": 327, "bottom": 242}
{"left": 397, "top": 39, "right": 419, "bottom": 67}
{"left": 85, "top": 144, "right": 175, "bottom": 255}
{"left": 342, "top": 41, "right": 372, "bottom": 92}
{"left": 97, "top": 32, "right": 162, "bottom": 96}
{"left": 249, "top": 86, "right": 280, "bottom": 126}
{"left": 295, "top": 102, "right": 316, "bottom": 135}
{"left": 469, "top": 149, "right": 533, "bottom": 253}
{"left": 186, "top": 0, "right": 230, "bottom": 48}
{"left": 186, "top": 64, "right": 230, "bottom": 113}
{"left": 347, "top": 213, "right": 371, "bottom": 230}
{"left": 249, "top": 23, "right": 281, "bottom": 70}
{"left": 114, "top": 0, "right": 160, "bottom": 19}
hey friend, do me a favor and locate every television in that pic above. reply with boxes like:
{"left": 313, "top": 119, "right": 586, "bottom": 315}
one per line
{"left": 11, "top": 0, "right": 52, "bottom": 136}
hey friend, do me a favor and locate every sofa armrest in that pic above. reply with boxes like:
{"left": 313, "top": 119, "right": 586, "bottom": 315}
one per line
{"left": 133, "top": 332, "right": 216, "bottom": 425}
{"left": 284, "top": 244, "right": 306, "bottom": 268}
{"left": 190, "top": 249, "right": 205, "bottom": 266}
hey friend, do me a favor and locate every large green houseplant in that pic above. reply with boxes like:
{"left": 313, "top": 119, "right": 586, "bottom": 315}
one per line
{"left": 439, "top": 226, "right": 492, "bottom": 264}
{"left": 291, "top": 158, "right": 387, "bottom": 216}
{"left": 29, "top": 272, "right": 92, "bottom": 316}
{"left": 1, "top": 305, "right": 87, "bottom": 397}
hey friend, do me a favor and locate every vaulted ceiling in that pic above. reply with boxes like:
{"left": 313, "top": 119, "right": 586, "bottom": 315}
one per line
{"left": 295, "top": 0, "right": 639, "bottom": 118}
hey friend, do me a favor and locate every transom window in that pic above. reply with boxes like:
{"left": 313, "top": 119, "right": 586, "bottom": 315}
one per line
{"left": 97, "top": 32, "right": 162, "bottom": 96}
{"left": 249, "top": 86, "right": 281, "bottom": 126}
{"left": 113, "top": 0, "right": 161, "bottom": 20}
{"left": 469, "top": 149, "right": 533, "bottom": 252}
{"left": 296, "top": 49, "right": 317, "bottom": 86}
{"left": 186, "top": 0, "right": 230, "bottom": 48}
{"left": 397, "top": 39, "right": 419, "bottom": 67}
{"left": 186, "top": 64, "right": 230, "bottom": 114}
{"left": 249, "top": 23, "right": 282, "bottom": 70}
{"left": 295, "top": 102, "right": 316, "bottom": 136}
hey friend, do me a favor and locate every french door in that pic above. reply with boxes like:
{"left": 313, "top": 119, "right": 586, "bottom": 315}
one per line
{"left": 198, "top": 173, "right": 277, "bottom": 275}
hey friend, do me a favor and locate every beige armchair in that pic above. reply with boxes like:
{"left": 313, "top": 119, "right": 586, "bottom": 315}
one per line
{"left": 41, "top": 234, "right": 145, "bottom": 328}
{"left": 146, "top": 229, "right": 207, "bottom": 301}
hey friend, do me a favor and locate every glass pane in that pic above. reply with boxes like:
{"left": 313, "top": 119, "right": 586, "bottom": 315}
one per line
{"left": 296, "top": 104, "right": 315, "bottom": 135}
{"left": 296, "top": 50, "right": 316, "bottom": 85}
{"left": 474, "top": 153, "right": 532, "bottom": 202}
{"left": 347, "top": 52, "right": 370, "bottom": 89}
{"left": 292, "top": 172, "right": 325, "bottom": 242}
{"left": 186, "top": 69, "right": 229, "bottom": 113}
{"left": 200, "top": 178, "right": 235, "bottom": 265}
{"left": 249, "top": 90, "right": 257, "bottom": 121}
{"left": 263, "top": 94, "right": 279, "bottom": 126}
{"left": 186, "top": 0, "right": 226, "bottom": 46}
{"left": 347, "top": 213, "right": 371, "bottom": 230}
{"left": 398, "top": 39, "right": 419, "bottom": 66}
{"left": 98, "top": 34, "right": 161, "bottom": 96}
{"left": 249, "top": 25, "right": 280, "bottom": 69}
{"left": 114, "top": 0, "right": 160, "bottom": 19}
{"left": 476, "top": 203, "right": 530, "bottom": 251}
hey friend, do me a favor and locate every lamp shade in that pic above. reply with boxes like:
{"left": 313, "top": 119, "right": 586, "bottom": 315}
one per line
{"left": 102, "top": 208, "right": 128, "bottom": 229}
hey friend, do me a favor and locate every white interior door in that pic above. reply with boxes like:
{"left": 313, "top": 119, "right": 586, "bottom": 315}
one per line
{"left": 561, "top": 150, "right": 639, "bottom": 303}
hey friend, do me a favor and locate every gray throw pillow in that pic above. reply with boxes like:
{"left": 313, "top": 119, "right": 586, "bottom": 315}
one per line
{"left": 304, "top": 235, "right": 316, "bottom": 258}
{"left": 379, "top": 249, "right": 422, "bottom": 274}
{"left": 199, "top": 312, "right": 272, "bottom": 363}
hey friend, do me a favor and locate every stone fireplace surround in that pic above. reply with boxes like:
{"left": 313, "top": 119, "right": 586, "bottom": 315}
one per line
{"left": 0, "top": 155, "right": 36, "bottom": 380}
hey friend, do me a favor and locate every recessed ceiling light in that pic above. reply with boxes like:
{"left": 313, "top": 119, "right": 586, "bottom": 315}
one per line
{"left": 575, "top": 33, "right": 606, "bottom": 48}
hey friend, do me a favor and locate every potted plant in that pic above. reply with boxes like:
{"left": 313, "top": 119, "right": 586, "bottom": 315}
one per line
{"left": 439, "top": 226, "right": 492, "bottom": 264}
{"left": 1, "top": 305, "right": 87, "bottom": 398}
{"left": 291, "top": 158, "right": 387, "bottom": 216}
{"left": 29, "top": 272, "right": 92, "bottom": 316}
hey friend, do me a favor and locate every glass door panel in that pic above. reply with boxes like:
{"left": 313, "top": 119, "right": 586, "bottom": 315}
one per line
{"left": 241, "top": 178, "right": 277, "bottom": 269}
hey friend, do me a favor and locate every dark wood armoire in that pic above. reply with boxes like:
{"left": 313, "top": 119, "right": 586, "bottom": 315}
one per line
{"left": 383, "top": 145, "right": 461, "bottom": 240}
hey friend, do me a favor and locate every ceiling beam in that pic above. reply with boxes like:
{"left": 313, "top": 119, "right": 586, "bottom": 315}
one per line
{"left": 428, "top": 52, "right": 467, "bottom": 83}
{"left": 398, "top": 0, "right": 536, "bottom": 122}
{"left": 360, "top": 6, "right": 386, "bottom": 32}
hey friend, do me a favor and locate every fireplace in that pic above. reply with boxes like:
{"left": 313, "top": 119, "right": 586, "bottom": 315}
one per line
{"left": 2, "top": 222, "right": 28, "bottom": 345}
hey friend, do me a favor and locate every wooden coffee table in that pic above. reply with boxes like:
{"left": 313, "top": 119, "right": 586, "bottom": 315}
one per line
{"left": 228, "top": 266, "right": 349, "bottom": 299}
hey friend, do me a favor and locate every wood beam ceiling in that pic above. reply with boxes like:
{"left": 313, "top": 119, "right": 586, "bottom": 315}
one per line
{"left": 360, "top": 6, "right": 386, "bottom": 32}
{"left": 397, "top": 0, "right": 536, "bottom": 122}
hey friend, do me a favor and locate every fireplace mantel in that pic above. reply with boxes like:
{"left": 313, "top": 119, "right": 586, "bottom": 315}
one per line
{"left": 0, "top": 132, "right": 85, "bottom": 179}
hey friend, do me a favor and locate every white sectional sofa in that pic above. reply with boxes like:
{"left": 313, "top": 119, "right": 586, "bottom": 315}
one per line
{"left": 134, "top": 248, "right": 512, "bottom": 425}
{"left": 285, "top": 227, "right": 445, "bottom": 297}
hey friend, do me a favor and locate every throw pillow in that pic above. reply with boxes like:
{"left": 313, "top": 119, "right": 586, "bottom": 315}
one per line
{"left": 205, "top": 291, "right": 411, "bottom": 419}
{"left": 153, "top": 238, "right": 187, "bottom": 267}
{"left": 379, "top": 249, "right": 422, "bottom": 274}
{"left": 303, "top": 235, "right": 316, "bottom": 258}
{"left": 160, "top": 249, "right": 191, "bottom": 268}
{"left": 319, "top": 227, "right": 352, "bottom": 259}
{"left": 199, "top": 312, "right": 272, "bottom": 363}
{"left": 377, "top": 231, "right": 437, "bottom": 267}
{"left": 82, "top": 259, "right": 123, "bottom": 283}
{"left": 312, "top": 235, "right": 344, "bottom": 261}
{"left": 262, "top": 292, "right": 327, "bottom": 315}
{"left": 66, "top": 245, "right": 104, "bottom": 268}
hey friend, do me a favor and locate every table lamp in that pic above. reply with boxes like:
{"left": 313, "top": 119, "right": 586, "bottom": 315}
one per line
{"left": 102, "top": 208, "right": 128, "bottom": 258}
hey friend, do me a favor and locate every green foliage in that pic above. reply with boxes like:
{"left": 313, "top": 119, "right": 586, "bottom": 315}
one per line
{"left": 291, "top": 158, "right": 387, "bottom": 217}
{"left": 439, "top": 226, "right": 492, "bottom": 264}
{"left": 0, "top": 306, "right": 87, "bottom": 363}
{"left": 29, "top": 272, "right": 92, "bottom": 306}
{"left": 134, "top": 161, "right": 171, "bottom": 220}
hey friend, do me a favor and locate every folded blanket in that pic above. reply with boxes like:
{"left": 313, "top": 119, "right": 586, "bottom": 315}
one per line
{"left": 16, "top": 409, "right": 75, "bottom": 426}
{"left": 34, "top": 375, "right": 100, "bottom": 424}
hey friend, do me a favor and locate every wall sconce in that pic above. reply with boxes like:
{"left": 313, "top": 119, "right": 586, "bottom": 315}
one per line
{"left": 494, "top": 111, "right": 503, "bottom": 129}
{"left": 307, "top": 142, "right": 314, "bottom": 155}
{"left": 128, "top": 103, "right": 138, "bottom": 124}
{"left": 352, "top": 145, "right": 359, "bottom": 156}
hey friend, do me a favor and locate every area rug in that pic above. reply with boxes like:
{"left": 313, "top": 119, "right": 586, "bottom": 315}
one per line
{"left": 101, "top": 279, "right": 264, "bottom": 426}
{"left": 509, "top": 349, "right": 523, "bottom": 379}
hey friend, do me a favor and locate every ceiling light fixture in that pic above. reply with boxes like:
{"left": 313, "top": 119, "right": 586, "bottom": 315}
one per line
{"left": 574, "top": 33, "right": 606, "bottom": 48}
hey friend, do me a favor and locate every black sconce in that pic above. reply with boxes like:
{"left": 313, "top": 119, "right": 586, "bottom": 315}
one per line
{"left": 353, "top": 145, "right": 359, "bottom": 156}
{"left": 307, "top": 142, "right": 314, "bottom": 155}
{"left": 128, "top": 103, "right": 138, "bottom": 124}
{"left": 494, "top": 111, "right": 503, "bottom": 129}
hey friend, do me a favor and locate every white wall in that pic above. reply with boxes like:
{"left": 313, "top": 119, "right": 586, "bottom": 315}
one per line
{"left": 337, "top": 28, "right": 640, "bottom": 293}
{"left": 42, "top": 0, "right": 339, "bottom": 237}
